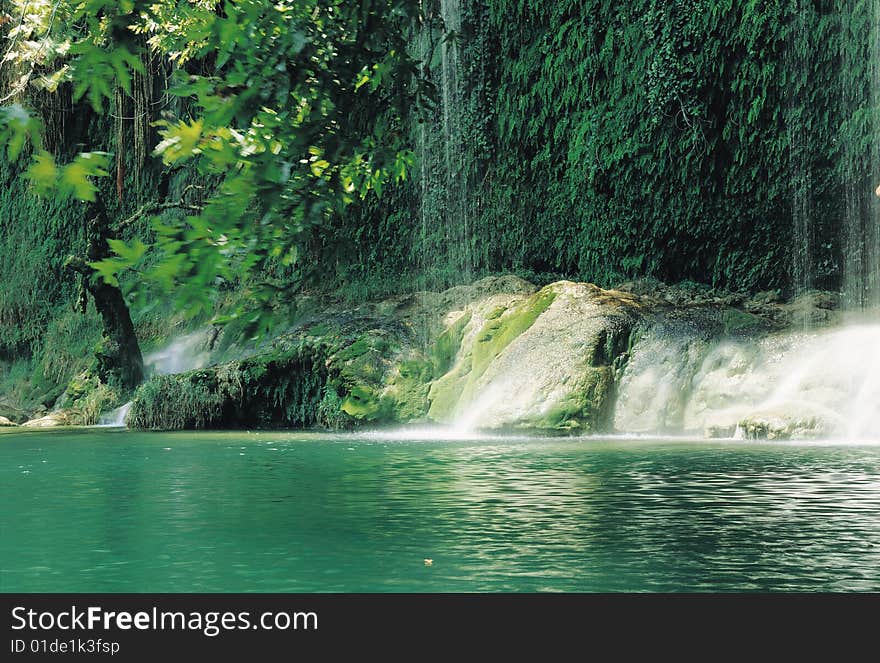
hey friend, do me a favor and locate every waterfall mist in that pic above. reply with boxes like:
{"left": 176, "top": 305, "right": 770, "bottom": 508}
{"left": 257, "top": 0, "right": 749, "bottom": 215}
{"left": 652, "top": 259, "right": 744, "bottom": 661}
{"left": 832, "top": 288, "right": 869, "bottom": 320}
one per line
{"left": 613, "top": 323, "right": 880, "bottom": 440}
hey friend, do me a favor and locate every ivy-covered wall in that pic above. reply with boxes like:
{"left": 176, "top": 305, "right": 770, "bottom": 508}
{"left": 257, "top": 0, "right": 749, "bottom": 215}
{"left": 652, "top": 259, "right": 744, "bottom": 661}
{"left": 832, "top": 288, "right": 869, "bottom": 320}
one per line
{"left": 483, "top": 0, "right": 854, "bottom": 293}
{"left": 328, "top": 0, "right": 872, "bottom": 297}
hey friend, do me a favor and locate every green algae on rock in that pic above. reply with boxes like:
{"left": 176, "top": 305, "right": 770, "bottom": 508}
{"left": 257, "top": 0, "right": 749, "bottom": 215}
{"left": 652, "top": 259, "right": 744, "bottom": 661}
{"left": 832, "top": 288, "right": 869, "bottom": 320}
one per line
{"left": 430, "top": 282, "right": 640, "bottom": 431}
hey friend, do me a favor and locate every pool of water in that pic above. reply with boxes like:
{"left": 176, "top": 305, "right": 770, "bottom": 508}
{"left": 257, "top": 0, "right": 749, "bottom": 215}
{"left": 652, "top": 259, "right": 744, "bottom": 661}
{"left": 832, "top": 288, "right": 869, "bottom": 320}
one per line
{"left": 2, "top": 427, "right": 879, "bottom": 591}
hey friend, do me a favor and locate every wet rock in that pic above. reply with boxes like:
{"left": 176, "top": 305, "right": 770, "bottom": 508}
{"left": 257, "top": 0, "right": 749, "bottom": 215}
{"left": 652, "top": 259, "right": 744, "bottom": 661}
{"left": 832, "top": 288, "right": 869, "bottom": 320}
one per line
{"left": 744, "top": 289, "right": 842, "bottom": 329}
{"left": 22, "top": 412, "right": 71, "bottom": 428}
{"left": 703, "top": 422, "right": 737, "bottom": 439}
{"left": 429, "top": 281, "right": 639, "bottom": 431}
{"left": 737, "top": 403, "right": 842, "bottom": 440}
{"left": 119, "top": 274, "right": 863, "bottom": 434}
{"left": 746, "top": 290, "right": 783, "bottom": 306}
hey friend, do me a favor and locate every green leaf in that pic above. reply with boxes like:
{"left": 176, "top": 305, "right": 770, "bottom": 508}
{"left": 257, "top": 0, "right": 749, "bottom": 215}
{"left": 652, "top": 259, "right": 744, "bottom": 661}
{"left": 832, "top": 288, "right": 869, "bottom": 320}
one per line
{"left": 107, "top": 238, "right": 148, "bottom": 263}
{"left": 25, "top": 151, "right": 58, "bottom": 194}
{"left": 59, "top": 153, "right": 110, "bottom": 201}
{"left": 153, "top": 119, "right": 204, "bottom": 164}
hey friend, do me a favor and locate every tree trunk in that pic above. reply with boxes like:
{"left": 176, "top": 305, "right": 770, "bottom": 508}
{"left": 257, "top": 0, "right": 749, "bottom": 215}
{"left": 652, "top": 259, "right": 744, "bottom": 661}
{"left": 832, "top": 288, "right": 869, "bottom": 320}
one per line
{"left": 68, "top": 196, "right": 144, "bottom": 390}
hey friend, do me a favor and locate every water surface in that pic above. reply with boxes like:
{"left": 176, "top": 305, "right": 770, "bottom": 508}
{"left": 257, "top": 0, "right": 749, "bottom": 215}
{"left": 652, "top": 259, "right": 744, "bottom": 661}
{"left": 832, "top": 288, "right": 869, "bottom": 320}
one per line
{"left": 2, "top": 428, "right": 879, "bottom": 592}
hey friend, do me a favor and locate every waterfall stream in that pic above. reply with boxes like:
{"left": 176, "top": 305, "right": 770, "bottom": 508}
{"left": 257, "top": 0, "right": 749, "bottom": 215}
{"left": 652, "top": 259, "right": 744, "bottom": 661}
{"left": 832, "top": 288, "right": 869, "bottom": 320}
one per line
{"left": 841, "top": 0, "right": 880, "bottom": 309}
{"left": 142, "top": 331, "right": 213, "bottom": 377}
{"left": 614, "top": 323, "right": 880, "bottom": 440}
{"left": 96, "top": 401, "right": 132, "bottom": 427}
{"left": 416, "top": 0, "right": 475, "bottom": 292}
{"left": 95, "top": 331, "right": 214, "bottom": 428}
{"left": 788, "top": 0, "right": 814, "bottom": 318}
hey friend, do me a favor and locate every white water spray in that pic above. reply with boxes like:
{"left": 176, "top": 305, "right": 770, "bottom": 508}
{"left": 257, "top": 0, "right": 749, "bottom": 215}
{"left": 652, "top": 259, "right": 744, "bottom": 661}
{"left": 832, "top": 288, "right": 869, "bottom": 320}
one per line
{"left": 97, "top": 401, "right": 132, "bottom": 427}
{"left": 615, "top": 322, "right": 880, "bottom": 440}
{"left": 96, "top": 330, "right": 215, "bottom": 427}
{"left": 143, "top": 331, "right": 213, "bottom": 377}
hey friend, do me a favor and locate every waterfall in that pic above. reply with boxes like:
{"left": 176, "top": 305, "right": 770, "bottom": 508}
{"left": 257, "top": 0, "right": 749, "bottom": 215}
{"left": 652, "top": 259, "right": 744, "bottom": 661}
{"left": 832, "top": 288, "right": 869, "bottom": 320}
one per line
{"left": 97, "top": 401, "right": 132, "bottom": 427}
{"left": 788, "top": 0, "right": 814, "bottom": 322}
{"left": 613, "top": 324, "right": 880, "bottom": 440}
{"left": 439, "top": 0, "right": 472, "bottom": 283}
{"left": 841, "top": 0, "right": 880, "bottom": 310}
{"left": 416, "top": 0, "right": 476, "bottom": 292}
{"left": 143, "top": 331, "right": 213, "bottom": 377}
{"left": 94, "top": 330, "right": 214, "bottom": 428}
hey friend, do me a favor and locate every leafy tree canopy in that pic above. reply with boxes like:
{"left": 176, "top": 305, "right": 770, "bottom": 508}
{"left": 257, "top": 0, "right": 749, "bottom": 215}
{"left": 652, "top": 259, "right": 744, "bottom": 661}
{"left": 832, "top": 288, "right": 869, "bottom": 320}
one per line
{"left": 0, "top": 0, "right": 430, "bottom": 335}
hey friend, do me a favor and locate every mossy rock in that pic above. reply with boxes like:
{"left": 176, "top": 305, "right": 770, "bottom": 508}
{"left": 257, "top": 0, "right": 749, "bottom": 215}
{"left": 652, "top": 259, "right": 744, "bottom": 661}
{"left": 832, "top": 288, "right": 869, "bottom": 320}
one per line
{"left": 384, "top": 359, "right": 433, "bottom": 422}
{"left": 427, "top": 288, "right": 557, "bottom": 423}
{"left": 720, "top": 308, "right": 768, "bottom": 335}
{"left": 52, "top": 371, "right": 121, "bottom": 426}
{"left": 430, "top": 311, "right": 471, "bottom": 378}
{"left": 340, "top": 384, "right": 387, "bottom": 420}
{"left": 470, "top": 288, "right": 557, "bottom": 383}
{"left": 426, "top": 361, "right": 471, "bottom": 423}
{"left": 129, "top": 343, "right": 328, "bottom": 430}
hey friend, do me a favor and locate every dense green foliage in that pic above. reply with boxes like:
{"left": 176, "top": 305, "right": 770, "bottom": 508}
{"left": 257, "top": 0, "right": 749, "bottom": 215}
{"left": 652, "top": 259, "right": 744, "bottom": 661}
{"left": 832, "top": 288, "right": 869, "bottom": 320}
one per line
{"left": 332, "top": 0, "right": 873, "bottom": 295}
{"left": 481, "top": 0, "right": 845, "bottom": 292}
{"left": 2, "top": 0, "right": 879, "bottom": 419}
{"left": 1, "top": 0, "right": 428, "bottom": 327}
{"left": 0, "top": 0, "right": 427, "bottom": 413}
{"left": 128, "top": 343, "right": 327, "bottom": 429}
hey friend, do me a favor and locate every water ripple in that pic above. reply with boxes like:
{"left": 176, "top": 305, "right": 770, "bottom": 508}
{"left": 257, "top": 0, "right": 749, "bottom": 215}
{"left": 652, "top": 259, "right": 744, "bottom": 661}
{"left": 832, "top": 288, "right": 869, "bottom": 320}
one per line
{"left": 1, "top": 432, "right": 879, "bottom": 591}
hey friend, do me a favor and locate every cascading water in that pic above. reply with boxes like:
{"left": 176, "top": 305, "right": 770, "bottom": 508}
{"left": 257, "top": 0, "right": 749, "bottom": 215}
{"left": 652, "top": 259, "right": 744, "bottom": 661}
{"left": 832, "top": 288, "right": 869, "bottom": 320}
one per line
{"left": 416, "top": 0, "right": 476, "bottom": 293}
{"left": 96, "top": 401, "right": 132, "bottom": 427}
{"left": 788, "top": 0, "right": 814, "bottom": 324}
{"left": 142, "top": 331, "right": 213, "bottom": 377}
{"left": 841, "top": 0, "right": 880, "bottom": 310}
{"left": 439, "top": 0, "right": 472, "bottom": 283}
{"left": 611, "top": 2, "right": 880, "bottom": 440}
{"left": 614, "top": 324, "right": 880, "bottom": 440}
{"left": 95, "top": 331, "right": 214, "bottom": 427}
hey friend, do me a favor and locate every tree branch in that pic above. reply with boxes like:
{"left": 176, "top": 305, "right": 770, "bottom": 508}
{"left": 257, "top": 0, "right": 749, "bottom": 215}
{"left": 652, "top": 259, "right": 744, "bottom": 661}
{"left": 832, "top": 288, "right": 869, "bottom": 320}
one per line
{"left": 116, "top": 199, "right": 204, "bottom": 231}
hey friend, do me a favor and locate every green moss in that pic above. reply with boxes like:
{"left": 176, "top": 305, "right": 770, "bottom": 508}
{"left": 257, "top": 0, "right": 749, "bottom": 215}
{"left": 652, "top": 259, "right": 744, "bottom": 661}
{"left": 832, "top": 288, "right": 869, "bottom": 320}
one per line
{"left": 129, "top": 373, "right": 223, "bottom": 430}
{"left": 470, "top": 288, "right": 556, "bottom": 383}
{"left": 334, "top": 333, "right": 390, "bottom": 362}
{"left": 515, "top": 367, "right": 613, "bottom": 432}
{"left": 55, "top": 371, "right": 122, "bottom": 426}
{"left": 531, "top": 395, "right": 588, "bottom": 430}
{"left": 426, "top": 362, "right": 470, "bottom": 423}
{"left": 485, "top": 305, "right": 506, "bottom": 320}
{"left": 384, "top": 359, "right": 432, "bottom": 421}
{"left": 427, "top": 288, "right": 557, "bottom": 423}
{"left": 430, "top": 311, "right": 472, "bottom": 378}
{"left": 306, "top": 322, "right": 332, "bottom": 338}
{"left": 129, "top": 343, "right": 328, "bottom": 430}
{"left": 340, "top": 384, "right": 385, "bottom": 419}
{"left": 317, "top": 384, "right": 350, "bottom": 429}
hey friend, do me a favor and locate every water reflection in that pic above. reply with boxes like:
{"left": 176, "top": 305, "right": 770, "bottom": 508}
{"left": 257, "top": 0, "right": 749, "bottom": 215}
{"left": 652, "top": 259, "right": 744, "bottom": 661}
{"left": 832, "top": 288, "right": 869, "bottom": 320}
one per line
{"left": 1, "top": 431, "right": 879, "bottom": 591}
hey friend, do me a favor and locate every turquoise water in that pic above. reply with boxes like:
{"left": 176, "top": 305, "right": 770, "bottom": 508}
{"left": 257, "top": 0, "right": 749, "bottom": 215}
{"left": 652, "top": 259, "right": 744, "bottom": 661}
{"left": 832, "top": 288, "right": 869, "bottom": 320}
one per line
{"left": 2, "top": 428, "right": 879, "bottom": 592}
